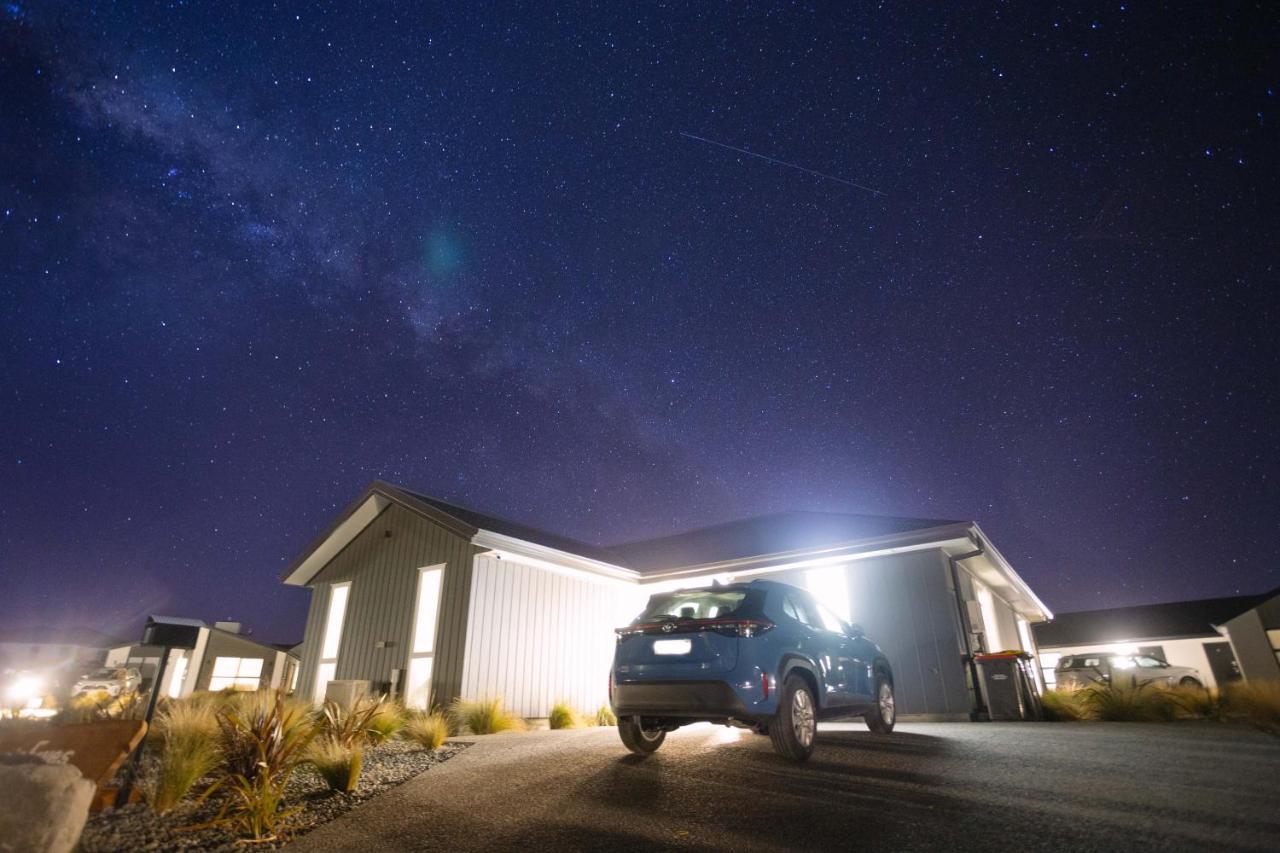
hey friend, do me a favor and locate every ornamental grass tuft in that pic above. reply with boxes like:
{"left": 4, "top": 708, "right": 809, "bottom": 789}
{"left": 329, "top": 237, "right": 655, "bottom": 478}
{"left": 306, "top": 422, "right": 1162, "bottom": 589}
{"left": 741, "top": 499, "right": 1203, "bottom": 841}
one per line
{"left": 1222, "top": 681, "right": 1280, "bottom": 735}
{"left": 402, "top": 710, "right": 450, "bottom": 750}
{"left": 308, "top": 737, "right": 363, "bottom": 794}
{"left": 548, "top": 701, "right": 579, "bottom": 730}
{"left": 146, "top": 701, "right": 222, "bottom": 813}
{"left": 448, "top": 697, "right": 525, "bottom": 735}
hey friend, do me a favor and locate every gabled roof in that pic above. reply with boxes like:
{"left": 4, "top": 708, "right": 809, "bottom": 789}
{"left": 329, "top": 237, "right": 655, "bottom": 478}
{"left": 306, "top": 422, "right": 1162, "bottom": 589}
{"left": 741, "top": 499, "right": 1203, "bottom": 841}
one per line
{"left": 607, "top": 510, "right": 963, "bottom": 573}
{"left": 399, "top": 488, "right": 618, "bottom": 564}
{"left": 279, "top": 481, "right": 1049, "bottom": 620}
{"left": 1032, "top": 593, "right": 1272, "bottom": 647}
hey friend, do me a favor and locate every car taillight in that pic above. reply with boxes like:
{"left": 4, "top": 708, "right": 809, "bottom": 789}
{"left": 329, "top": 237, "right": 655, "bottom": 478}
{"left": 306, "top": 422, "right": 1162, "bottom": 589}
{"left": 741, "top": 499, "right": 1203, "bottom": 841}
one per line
{"left": 707, "top": 619, "right": 775, "bottom": 638}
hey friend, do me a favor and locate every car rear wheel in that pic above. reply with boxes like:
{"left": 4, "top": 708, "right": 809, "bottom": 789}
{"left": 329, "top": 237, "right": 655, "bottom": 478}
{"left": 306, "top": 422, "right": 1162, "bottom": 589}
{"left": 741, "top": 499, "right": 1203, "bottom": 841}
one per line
{"left": 769, "top": 674, "right": 816, "bottom": 761}
{"left": 617, "top": 716, "right": 665, "bottom": 756}
{"left": 1179, "top": 677, "right": 1203, "bottom": 688}
{"left": 865, "top": 674, "right": 896, "bottom": 733}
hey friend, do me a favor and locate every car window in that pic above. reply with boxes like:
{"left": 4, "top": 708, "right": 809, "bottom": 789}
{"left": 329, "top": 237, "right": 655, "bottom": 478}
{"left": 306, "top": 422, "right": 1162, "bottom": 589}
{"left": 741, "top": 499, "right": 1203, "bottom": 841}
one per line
{"left": 782, "top": 596, "right": 803, "bottom": 622}
{"left": 639, "top": 589, "right": 747, "bottom": 622}
{"left": 785, "top": 593, "right": 817, "bottom": 627}
{"left": 814, "top": 603, "right": 846, "bottom": 634}
{"left": 1135, "top": 655, "right": 1164, "bottom": 668}
{"left": 1058, "top": 656, "right": 1103, "bottom": 670}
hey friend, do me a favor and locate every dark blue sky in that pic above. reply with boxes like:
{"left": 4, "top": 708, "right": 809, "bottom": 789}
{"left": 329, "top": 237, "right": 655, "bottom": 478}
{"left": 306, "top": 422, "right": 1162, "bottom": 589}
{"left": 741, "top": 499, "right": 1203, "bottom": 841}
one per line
{"left": 2, "top": 2, "right": 1276, "bottom": 645}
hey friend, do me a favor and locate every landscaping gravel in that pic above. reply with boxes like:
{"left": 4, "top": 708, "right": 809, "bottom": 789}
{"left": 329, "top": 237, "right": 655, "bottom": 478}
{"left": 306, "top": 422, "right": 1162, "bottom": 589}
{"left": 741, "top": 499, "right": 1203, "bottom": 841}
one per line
{"left": 80, "top": 740, "right": 468, "bottom": 851}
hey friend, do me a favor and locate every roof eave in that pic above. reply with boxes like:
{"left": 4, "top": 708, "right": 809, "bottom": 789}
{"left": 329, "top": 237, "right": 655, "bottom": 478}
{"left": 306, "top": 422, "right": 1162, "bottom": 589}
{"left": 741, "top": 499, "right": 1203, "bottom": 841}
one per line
{"left": 633, "top": 522, "right": 979, "bottom": 581}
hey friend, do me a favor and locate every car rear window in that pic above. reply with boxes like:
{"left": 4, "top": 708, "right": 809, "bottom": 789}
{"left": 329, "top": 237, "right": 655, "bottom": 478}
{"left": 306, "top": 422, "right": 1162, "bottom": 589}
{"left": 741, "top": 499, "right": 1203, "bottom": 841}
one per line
{"left": 637, "top": 588, "right": 753, "bottom": 622}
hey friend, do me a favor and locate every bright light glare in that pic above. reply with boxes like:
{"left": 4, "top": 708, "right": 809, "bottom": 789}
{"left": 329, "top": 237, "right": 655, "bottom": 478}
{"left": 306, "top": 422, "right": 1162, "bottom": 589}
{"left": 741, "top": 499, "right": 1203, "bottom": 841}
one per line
{"left": 806, "top": 566, "right": 851, "bottom": 623}
{"left": 5, "top": 675, "right": 44, "bottom": 705}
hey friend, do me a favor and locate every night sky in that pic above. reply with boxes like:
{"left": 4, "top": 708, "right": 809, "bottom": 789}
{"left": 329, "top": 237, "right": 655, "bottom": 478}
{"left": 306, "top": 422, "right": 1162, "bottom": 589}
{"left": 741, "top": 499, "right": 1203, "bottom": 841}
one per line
{"left": 2, "top": 3, "right": 1277, "bottom": 645}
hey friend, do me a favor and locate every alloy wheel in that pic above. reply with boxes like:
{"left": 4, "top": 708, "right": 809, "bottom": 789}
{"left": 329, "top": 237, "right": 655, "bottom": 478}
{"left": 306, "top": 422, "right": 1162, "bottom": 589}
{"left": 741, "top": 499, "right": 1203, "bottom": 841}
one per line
{"left": 879, "top": 682, "right": 895, "bottom": 725}
{"left": 792, "top": 688, "right": 815, "bottom": 747}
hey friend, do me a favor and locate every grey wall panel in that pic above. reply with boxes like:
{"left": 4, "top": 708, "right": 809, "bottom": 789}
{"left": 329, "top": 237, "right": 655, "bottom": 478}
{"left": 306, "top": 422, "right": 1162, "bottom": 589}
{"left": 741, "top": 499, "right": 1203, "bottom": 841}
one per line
{"left": 459, "top": 556, "right": 646, "bottom": 717}
{"left": 294, "top": 586, "right": 326, "bottom": 700}
{"left": 1226, "top": 610, "right": 1280, "bottom": 681}
{"left": 301, "top": 503, "right": 480, "bottom": 705}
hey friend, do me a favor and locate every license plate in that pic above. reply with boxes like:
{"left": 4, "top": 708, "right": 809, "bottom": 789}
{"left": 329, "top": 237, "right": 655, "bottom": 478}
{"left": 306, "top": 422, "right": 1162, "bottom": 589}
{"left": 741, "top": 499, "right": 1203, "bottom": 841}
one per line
{"left": 653, "top": 638, "right": 692, "bottom": 655}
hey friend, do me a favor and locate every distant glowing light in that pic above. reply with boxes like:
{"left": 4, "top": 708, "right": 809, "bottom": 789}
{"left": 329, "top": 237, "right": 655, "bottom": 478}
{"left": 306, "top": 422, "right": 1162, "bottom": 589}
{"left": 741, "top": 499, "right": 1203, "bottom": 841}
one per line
{"left": 806, "top": 566, "right": 851, "bottom": 624}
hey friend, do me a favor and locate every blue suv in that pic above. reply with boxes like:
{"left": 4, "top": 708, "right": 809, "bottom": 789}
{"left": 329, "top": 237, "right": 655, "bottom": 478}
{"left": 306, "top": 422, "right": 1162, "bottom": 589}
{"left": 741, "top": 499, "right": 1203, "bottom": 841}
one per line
{"left": 609, "top": 579, "right": 896, "bottom": 761}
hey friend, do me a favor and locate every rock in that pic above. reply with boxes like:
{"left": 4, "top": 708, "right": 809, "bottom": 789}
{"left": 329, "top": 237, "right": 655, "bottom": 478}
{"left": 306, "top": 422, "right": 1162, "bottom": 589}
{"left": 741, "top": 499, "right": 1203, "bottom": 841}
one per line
{"left": 0, "top": 760, "right": 96, "bottom": 853}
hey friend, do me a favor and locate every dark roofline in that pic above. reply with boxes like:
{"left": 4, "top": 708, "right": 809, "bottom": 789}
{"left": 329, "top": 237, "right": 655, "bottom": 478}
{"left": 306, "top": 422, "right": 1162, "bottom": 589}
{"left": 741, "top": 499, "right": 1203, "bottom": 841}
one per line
{"left": 1032, "top": 592, "right": 1273, "bottom": 647}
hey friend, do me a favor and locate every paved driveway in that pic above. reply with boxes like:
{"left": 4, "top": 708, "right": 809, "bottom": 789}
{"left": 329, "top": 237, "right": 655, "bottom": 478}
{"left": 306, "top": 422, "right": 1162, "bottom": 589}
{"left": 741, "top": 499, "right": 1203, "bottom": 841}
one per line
{"left": 289, "top": 721, "right": 1280, "bottom": 852}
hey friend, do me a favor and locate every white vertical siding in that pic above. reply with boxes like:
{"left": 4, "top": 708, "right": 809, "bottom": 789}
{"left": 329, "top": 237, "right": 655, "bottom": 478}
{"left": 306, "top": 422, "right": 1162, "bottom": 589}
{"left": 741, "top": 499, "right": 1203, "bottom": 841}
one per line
{"left": 459, "top": 555, "right": 647, "bottom": 717}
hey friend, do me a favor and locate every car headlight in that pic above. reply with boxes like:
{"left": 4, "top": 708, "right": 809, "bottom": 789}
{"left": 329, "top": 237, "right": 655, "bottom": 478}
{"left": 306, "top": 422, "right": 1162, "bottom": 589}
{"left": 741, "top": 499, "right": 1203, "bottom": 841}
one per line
{"left": 5, "top": 675, "right": 44, "bottom": 705}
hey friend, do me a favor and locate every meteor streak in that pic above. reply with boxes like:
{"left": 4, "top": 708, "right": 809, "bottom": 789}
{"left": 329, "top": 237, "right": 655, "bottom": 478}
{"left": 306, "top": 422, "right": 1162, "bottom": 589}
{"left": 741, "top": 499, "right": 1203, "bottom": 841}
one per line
{"left": 679, "top": 131, "right": 885, "bottom": 197}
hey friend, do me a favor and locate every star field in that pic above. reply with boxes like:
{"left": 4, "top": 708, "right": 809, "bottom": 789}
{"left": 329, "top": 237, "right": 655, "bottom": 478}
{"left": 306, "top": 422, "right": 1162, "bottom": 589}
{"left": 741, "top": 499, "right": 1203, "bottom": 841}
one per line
{"left": 1, "top": 2, "right": 1277, "bottom": 643}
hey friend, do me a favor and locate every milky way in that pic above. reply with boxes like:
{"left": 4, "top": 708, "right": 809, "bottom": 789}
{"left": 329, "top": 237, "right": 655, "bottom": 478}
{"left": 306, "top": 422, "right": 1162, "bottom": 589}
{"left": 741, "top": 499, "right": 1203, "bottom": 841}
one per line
{"left": 1, "top": 2, "right": 1276, "bottom": 643}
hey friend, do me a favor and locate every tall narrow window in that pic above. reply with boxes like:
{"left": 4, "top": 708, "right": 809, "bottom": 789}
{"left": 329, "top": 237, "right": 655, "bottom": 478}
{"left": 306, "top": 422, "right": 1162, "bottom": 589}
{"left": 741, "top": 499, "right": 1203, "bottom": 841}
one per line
{"left": 314, "top": 582, "right": 350, "bottom": 702}
{"left": 974, "top": 581, "right": 1004, "bottom": 652}
{"left": 405, "top": 566, "right": 444, "bottom": 709}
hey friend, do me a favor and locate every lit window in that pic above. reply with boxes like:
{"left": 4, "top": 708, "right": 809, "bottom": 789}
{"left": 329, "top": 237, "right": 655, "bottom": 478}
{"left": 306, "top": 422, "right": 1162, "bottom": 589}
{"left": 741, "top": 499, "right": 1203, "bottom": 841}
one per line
{"left": 314, "top": 582, "right": 350, "bottom": 702}
{"left": 974, "top": 581, "right": 1005, "bottom": 651}
{"left": 406, "top": 566, "right": 444, "bottom": 709}
{"left": 167, "top": 655, "right": 188, "bottom": 698}
{"left": 208, "top": 656, "right": 264, "bottom": 691}
{"left": 321, "top": 583, "right": 350, "bottom": 660}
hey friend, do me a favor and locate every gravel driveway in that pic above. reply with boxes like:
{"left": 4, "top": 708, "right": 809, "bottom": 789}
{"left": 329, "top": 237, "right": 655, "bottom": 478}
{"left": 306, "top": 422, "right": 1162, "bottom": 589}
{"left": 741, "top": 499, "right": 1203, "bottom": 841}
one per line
{"left": 286, "top": 721, "right": 1280, "bottom": 852}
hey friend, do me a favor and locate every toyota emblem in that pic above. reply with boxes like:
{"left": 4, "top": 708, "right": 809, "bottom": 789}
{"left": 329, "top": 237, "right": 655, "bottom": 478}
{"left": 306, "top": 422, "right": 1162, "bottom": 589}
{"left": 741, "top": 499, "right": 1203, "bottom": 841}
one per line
{"left": 661, "top": 622, "right": 677, "bottom": 633}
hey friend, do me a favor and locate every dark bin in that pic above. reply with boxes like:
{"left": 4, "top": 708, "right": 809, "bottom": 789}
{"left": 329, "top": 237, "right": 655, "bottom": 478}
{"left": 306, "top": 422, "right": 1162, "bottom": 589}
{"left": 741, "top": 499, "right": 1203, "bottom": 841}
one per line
{"left": 974, "top": 651, "right": 1043, "bottom": 721}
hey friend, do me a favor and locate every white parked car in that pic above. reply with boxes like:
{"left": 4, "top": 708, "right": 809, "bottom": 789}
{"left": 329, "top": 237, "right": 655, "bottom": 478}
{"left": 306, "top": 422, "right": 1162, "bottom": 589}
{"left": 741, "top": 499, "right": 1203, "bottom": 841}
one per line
{"left": 1055, "top": 654, "right": 1203, "bottom": 690}
{"left": 72, "top": 667, "right": 142, "bottom": 697}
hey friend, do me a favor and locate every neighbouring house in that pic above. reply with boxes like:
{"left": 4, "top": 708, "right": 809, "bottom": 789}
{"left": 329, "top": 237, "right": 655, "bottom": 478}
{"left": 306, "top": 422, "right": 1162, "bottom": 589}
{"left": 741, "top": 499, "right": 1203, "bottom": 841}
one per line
{"left": 0, "top": 626, "right": 125, "bottom": 686}
{"left": 105, "top": 618, "right": 300, "bottom": 699}
{"left": 283, "top": 481, "right": 1052, "bottom": 721}
{"left": 1032, "top": 590, "right": 1280, "bottom": 690}
{"left": 0, "top": 626, "right": 124, "bottom": 672}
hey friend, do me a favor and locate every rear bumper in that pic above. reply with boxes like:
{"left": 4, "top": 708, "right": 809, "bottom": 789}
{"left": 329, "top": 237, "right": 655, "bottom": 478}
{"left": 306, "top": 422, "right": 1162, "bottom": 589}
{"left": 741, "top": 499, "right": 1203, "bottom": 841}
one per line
{"left": 611, "top": 680, "right": 755, "bottom": 720}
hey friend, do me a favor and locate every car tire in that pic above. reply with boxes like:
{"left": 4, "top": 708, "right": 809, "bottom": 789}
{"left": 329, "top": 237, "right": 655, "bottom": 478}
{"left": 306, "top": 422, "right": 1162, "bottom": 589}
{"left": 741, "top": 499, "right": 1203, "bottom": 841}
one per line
{"left": 769, "top": 674, "right": 817, "bottom": 762}
{"left": 864, "top": 673, "right": 896, "bottom": 733}
{"left": 617, "top": 716, "right": 665, "bottom": 756}
{"left": 1179, "top": 677, "right": 1203, "bottom": 688}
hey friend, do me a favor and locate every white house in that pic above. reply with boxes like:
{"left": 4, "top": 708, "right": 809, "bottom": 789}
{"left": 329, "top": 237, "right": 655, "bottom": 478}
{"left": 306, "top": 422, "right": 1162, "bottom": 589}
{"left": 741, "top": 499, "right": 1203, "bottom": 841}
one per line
{"left": 105, "top": 618, "right": 299, "bottom": 699}
{"left": 1031, "top": 594, "right": 1273, "bottom": 690}
{"left": 284, "top": 482, "right": 1051, "bottom": 721}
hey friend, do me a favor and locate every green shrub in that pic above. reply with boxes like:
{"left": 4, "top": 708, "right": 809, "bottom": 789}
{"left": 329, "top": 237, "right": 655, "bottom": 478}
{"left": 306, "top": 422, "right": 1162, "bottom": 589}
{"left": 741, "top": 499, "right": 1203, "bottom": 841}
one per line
{"left": 1078, "top": 682, "right": 1177, "bottom": 722}
{"left": 548, "top": 701, "right": 579, "bottom": 730}
{"left": 594, "top": 704, "right": 617, "bottom": 727}
{"left": 402, "top": 710, "right": 449, "bottom": 749}
{"left": 366, "top": 699, "right": 405, "bottom": 743}
{"left": 308, "top": 737, "right": 362, "bottom": 793}
{"left": 1222, "top": 681, "right": 1280, "bottom": 735}
{"left": 1039, "top": 689, "right": 1086, "bottom": 721}
{"left": 448, "top": 697, "right": 525, "bottom": 735}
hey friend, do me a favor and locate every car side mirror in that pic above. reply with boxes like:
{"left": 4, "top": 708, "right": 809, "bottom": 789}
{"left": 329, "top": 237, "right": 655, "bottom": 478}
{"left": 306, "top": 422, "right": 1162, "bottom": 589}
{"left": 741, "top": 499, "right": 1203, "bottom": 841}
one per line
{"left": 848, "top": 623, "right": 865, "bottom": 637}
